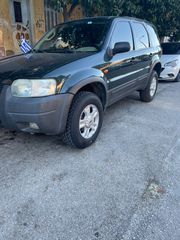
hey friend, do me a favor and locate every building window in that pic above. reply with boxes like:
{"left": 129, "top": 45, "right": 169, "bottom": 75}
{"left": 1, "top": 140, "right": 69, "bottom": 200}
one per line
{"left": 13, "top": 1, "right": 23, "bottom": 23}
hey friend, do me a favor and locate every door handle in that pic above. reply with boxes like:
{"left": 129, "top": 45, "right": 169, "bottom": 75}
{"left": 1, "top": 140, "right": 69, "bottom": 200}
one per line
{"left": 131, "top": 57, "right": 135, "bottom": 62}
{"left": 150, "top": 53, "right": 153, "bottom": 56}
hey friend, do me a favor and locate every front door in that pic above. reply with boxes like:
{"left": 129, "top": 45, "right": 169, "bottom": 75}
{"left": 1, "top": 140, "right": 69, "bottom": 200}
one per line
{"left": 106, "top": 21, "right": 136, "bottom": 105}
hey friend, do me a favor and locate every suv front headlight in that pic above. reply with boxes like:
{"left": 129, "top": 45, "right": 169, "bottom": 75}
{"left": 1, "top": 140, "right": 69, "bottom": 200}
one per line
{"left": 164, "top": 60, "right": 178, "bottom": 67}
{"left": 11, "top": 79, "right": 57, "bottom": 97}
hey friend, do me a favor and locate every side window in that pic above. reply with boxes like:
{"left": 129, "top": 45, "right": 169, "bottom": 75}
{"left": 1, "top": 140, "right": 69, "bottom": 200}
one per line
{"left": 146, "top": 24, "right": 160, "bottom": 47}
{"left": 110, "top": 22, "right": 133, "bottom": 50}
{"left": 131, "top": 22, "right": 149, "bottom": 50}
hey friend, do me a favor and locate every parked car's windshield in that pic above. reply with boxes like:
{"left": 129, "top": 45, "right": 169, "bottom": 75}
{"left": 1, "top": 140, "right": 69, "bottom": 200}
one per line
{"left": 161, "top": 43, "right": 180, "bottom": 55}
{"left": 34, "top": 19, "right": 111, "bottom": 53}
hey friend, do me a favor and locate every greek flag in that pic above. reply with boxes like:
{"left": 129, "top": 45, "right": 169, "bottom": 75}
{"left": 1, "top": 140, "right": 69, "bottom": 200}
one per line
{"left": 20, "top": 39, "right": 32, "bottom": 53}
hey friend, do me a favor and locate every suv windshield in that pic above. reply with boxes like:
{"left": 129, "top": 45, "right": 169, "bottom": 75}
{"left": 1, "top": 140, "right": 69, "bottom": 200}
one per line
{"left": 161, "top": 43, "right": 180, "bottom": 55}
{"left": 34, "top": 19, "right": 111, "bottom": 53}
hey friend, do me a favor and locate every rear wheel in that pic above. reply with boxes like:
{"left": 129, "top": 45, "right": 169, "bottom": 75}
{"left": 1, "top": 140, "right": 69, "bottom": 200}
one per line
{"left": 63, "top": 91, "right": 103, "bottom": 149}
{"left": 140, "top": 71, "right": 158, "bottom": 102}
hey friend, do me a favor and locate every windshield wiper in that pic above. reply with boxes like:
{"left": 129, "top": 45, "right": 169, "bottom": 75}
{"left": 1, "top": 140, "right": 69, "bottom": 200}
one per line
{"left": 48, "top": 48, "right": 75, "bottom": 53}
{"left": 31, "top": 48, "right": 76, "bottom": 54}
{"left": 30, "top": 49, "right": 48, "bottom": 53}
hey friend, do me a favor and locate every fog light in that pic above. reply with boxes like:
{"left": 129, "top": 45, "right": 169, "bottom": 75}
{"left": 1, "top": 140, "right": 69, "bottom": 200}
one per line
{"left": 168, "top": 73, "right": 175, "bottom": 78}
{"left": 29, "top": 122, "right": 39, "bottom": 130}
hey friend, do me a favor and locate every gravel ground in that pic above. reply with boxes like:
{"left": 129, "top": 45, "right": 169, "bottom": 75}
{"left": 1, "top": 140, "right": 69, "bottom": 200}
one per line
{"left": 0, "top": 81, "right": 180, "bottom": 240}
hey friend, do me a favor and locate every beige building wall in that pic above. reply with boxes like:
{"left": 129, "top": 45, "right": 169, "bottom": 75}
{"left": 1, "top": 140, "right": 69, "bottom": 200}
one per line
{"left": 0, "top": 0, "right": 84, "bottom": 57}
{"left": 30, "top": 0, "right": 46, "bottom": 44}
{"left": 0, "top": 0, "right": 46, "bottom": 56}
{"left": 0, "top": 0, "right": 15, "bottom": 56}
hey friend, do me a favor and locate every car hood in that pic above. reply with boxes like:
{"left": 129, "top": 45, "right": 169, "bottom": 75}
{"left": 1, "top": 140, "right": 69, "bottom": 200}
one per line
{"left": 0, "top": 52, "right": 94, "bottom": 83}
{"left": 161, "top": 54, "right": 180, "bottom": 66}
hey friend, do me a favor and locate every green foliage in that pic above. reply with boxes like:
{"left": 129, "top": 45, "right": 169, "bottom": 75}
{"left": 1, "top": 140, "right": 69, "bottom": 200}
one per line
{"left": 49, "top": 0, "right": 76, "bottom": 21}
{"left": 135, "top": 0, "right": 180, "bottom": 41}
{"left": 86, "top": 0, "right": 180, "bottom": 41}
{"left": 50, "top": 0, "right": 180, "bottom": 41}
{"left": 49, "top": 0, "right": 71, "bottom": 11}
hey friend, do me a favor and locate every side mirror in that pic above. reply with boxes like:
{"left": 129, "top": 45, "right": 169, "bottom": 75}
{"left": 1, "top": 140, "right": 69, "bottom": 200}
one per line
{"left": 113, "top": 42, "right": 131, "bottom": 55}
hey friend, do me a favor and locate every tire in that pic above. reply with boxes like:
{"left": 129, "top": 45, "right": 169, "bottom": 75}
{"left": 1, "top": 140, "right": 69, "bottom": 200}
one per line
{"left": 175, "top": 72, "right": 180, "bottom": 82}
{"left": 140, "top": 70, "right": 158, "bottom": 102}
{"left": 63, "top": 91, "right": 103, "bottom": 149}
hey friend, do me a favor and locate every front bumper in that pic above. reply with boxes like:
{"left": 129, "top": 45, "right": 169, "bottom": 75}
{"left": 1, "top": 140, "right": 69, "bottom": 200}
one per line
{"left": 0, "top": 86, "right": 73, "bottom": 135}
{"left": 159, "top": 66, "right": 179, "bottom": 81}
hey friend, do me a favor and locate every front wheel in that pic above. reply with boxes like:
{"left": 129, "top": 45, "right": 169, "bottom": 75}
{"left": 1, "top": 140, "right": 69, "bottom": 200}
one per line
{"left": 63, "top": 91, "right": 103, "bottom": 149}
{"left": 140, "top": 71, "right": 158, "bottom": 102}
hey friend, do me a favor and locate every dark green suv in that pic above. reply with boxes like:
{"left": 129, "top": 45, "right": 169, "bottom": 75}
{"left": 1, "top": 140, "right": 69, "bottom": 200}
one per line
{"left": 0, "top": 17, "right": 161, "bottom": 148}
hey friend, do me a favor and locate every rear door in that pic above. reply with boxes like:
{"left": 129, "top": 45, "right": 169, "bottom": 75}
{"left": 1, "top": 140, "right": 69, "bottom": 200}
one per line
{"left": 130, "top": 21, "right": 152, "bottom": 86}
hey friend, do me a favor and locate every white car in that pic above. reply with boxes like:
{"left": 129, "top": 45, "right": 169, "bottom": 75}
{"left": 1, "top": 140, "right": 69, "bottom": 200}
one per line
{"left": 160, "top": 42, "right": 180, "bottom": 82}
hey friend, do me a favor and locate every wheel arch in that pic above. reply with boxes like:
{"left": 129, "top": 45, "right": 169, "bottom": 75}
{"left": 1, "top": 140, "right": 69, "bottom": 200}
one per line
{"left": 68, "top": 77, "right": 108, "bottom": 110}
{"left": 152, "top": 62, "right": 162, "bottom": 77}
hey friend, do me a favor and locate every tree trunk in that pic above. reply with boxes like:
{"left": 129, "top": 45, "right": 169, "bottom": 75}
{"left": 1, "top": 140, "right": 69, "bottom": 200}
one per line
{"left": 160, "top": 36, "right": 165, "bottom": 43}
{"left": 63, "top": 2, "right": 80, "bottom": 22}
{"left": 63, "top": 5, "right": 69, "bottom": 22}
{"left": 69, "top": 1, "right": 78, "bottom": 17}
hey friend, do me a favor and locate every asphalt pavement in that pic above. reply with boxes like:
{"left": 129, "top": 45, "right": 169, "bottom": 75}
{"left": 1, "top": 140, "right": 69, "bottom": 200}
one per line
{"left": 0, "top": 81, "right": 180, "bottom": 240}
